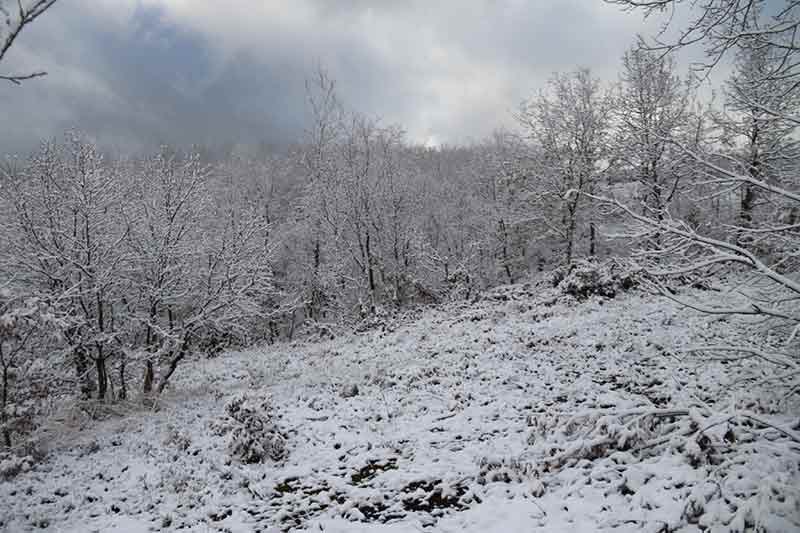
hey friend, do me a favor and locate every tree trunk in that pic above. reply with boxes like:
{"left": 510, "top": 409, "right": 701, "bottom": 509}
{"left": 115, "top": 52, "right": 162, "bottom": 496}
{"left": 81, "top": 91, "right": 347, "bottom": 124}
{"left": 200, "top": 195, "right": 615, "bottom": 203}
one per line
{"left": 564, "top": 201, "right": 578, "bottom": 266}
{"left": 740, "top": 183, "right": 756, "bottom": 230}
{"left": 365, "top": 231, "right": 376, "bottom": 312}
{"left": 118, "top": 356, "right": 127, "bottom": 401}
{"left": 73, "top": 345, "right": 93, "bottom": 399}
{"left": 649, "top": 210, "right": 665, "bottom": 252}
{"left": 306, "top": 239, "right": 322, "bottom": 321}
{"left": 156, "top": 337, "right": 190, "bottom": 395}
{"left": 143, "top": 360, "right": 154, "bottom": 394}
{"left": 499, "top": 219, "right": 513, "bottom": 283}
{"left": 1, "top": 363, "right": 10, "bottom": 447}
{"left": 739, "top": 129, "right": 760, "bottom": 243}
{"left": 95, "top": 356, "right": 107, "bottom": 400}
{"left": 392, "top": 233, "right": 402, "bottom": 305}
{"left": 288, "top": 311, "right": 297, "bottom": 340}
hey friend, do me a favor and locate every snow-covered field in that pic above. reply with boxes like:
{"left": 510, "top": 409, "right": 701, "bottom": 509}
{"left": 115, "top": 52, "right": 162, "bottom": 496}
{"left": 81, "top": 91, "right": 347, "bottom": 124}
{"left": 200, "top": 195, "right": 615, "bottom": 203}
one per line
{"left": 2, "top": 278, "right": 798, "bottom": 532}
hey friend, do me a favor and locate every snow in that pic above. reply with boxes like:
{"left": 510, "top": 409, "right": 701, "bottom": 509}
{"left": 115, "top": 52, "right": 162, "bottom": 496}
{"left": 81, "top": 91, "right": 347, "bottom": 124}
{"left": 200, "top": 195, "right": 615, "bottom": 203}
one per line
{"left": 1, "top": 277, "right": 798, "bottom": 532}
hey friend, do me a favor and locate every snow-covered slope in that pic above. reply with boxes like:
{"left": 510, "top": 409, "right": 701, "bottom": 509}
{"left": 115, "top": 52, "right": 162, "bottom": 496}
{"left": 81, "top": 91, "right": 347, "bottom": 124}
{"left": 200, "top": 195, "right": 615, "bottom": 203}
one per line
{"left": 1, "top": 279, "right": 798, "bottom": 532}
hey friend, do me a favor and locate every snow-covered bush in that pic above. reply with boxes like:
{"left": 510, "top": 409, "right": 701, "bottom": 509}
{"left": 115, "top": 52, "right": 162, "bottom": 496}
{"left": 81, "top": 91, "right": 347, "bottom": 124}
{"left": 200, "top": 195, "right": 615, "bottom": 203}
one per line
{"left": 354, "top": 304, "right": 393, "bottom": 334}
{"left": 216, "top": 394, "right": 287, "bottom": 464}
{"left": 476, "top": 456, "right": 536, "bottom": 485}
{"left": 528, "top": 407, "right": 743, "bottom": 471}
{"left": 0, "top": 289, "right": 65, "bottom": 448}
{"left": 444, "top": 267, "right": 475, "bottom": 301}
{"left": 162, "top": 425, "right": 192, "bottom": 452}
{"left": 553, "top": 258, "right": 639, "bottom": 300}
{"left": 354, "top": 304, "right": 418, "bottom": 335}
{"left": 0, "top": 451, "right": 34, "bottom": 480}
{"left": 293, "top": 320, "right": 338, "bottom": 342}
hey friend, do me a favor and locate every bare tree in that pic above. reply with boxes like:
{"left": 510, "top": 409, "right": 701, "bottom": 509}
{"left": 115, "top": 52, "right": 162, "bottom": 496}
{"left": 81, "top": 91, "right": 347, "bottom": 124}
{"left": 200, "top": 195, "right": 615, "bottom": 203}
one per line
{"left": 414, "top": 146, "right": 484, "bottom": 295}
{"left": 0, "top": 288, "right": 38, "bottom": 446}
{"left": 301, "top": 69, "right": 434, "bottom": 317}
{"left": 613, "top": 45, "right": 692, "bottom": 247}
{"left": 469, "top": 132, "right": 531, "bottom": 283}
{"left": 0, "top": 0, "right": 58, "bottom": 84}
{"left": 0, "top": 133, "right": 128, "bottom": 400}
{"left": 215, "top": 151, "right": 300, "bottom": 342}
{"left": 721, "top": 43, "right": 800, "bottom": 237}
{"left": 121, "top": 149, "right": 277, "bottom": 395}
{"left": 515, "top": 68, "right": 613, "bottom": 265}
{"left": 122, "top": 150, "right": 209, "bottom": 395}
{"left": 299, "top": 68, "right": 345, "bottom": 321}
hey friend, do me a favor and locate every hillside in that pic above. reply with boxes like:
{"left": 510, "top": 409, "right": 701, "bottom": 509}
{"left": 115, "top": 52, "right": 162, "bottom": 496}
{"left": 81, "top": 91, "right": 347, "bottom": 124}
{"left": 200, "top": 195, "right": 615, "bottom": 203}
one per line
{"left": 1, "top": 276, "right": 798, "bottom": 532}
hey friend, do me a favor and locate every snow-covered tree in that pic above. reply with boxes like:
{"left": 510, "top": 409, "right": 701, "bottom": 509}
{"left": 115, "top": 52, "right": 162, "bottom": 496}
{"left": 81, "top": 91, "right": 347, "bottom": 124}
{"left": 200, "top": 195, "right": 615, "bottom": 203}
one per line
{"left": 468, "top": 132, "right": 532, "bottom": 283}
{"left": 0, "top": 133, "right": 128, "bottom": 400}
{"left": 121, "top": 149, "right": 278, "bottom": 395}
{"left": 213, "top": 151, "right": 301, "bottom": 342}
{"left": 721, "top": 43, "right": 800, "bottom": 238}
{"left": 516, "top": 68, "right": 613, "bottom": 265}
{"left": 299, "top": 69, "right": 442, "bottom": 318}
{"left": 121, "top": 150, "right": 209, "bottom": 395}
{"left": 0, "top": 288, "right": 62, "bottom": 446}
{"left": 613, "top": 45, "right": 692, "bottom": 247}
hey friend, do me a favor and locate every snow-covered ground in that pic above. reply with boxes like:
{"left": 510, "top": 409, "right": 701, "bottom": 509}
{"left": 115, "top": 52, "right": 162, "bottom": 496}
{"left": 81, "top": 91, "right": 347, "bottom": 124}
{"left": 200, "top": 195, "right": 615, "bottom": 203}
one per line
{"left": 1, "top": 277, "right": 798, "bottom": 532}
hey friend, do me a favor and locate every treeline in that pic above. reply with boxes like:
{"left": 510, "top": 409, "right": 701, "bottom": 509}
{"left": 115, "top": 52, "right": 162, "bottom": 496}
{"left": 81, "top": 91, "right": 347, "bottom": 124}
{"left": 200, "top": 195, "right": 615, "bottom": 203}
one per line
{"left": 1, "top": 38, "right": 798, "bottom": 446}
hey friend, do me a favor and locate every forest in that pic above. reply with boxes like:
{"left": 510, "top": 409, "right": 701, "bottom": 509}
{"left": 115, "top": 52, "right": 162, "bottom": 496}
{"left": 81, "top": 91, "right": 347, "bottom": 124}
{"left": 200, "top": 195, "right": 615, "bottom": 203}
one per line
{"left": 0, "top": 1, "right": 798, "bottom": 532}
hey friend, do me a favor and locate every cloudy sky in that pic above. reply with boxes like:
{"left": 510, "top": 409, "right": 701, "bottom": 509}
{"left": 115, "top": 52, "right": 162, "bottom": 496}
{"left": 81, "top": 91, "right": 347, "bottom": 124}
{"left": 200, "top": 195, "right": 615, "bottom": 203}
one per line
{"left": 1, "top": 0, "right": 688, "bottom": 155}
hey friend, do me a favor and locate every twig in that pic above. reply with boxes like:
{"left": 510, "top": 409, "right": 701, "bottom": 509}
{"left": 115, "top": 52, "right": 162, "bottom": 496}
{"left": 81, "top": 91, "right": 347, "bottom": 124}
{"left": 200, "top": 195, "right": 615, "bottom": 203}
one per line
{"left": 0, "top": 71, "right": 47, "bottom": 85}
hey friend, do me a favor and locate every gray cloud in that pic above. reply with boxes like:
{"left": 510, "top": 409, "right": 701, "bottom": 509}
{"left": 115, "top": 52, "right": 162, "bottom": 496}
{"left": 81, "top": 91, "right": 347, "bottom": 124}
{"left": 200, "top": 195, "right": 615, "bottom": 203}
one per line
{"left": 1, "top": 0, "right": 686, "bottom": 155}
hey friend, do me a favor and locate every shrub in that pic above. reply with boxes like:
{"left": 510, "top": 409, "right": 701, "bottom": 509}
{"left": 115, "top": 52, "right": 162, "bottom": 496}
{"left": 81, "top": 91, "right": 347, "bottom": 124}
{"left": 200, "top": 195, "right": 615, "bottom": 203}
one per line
{"left": 222, "top": 394, "right": 287, "bottom": 464}
{"left": 555, "top": 258, "right": 639, "bottom": 300}
{"left": 0, "top": 452, "right": 34, "bottom": 480}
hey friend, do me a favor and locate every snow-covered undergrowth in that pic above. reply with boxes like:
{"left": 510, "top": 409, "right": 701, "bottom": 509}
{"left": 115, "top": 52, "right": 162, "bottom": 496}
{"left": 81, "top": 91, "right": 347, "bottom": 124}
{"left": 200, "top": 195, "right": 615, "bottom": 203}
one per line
{"left": 1, "top": 277, "right": 798, "bottom": 532}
